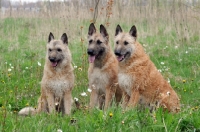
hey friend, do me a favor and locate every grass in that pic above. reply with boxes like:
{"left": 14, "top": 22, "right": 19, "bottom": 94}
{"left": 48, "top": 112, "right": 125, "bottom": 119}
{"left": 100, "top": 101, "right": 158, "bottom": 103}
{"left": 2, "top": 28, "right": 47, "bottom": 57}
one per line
{"left": 0, "top": 1, "right": 200, "bottom": 131}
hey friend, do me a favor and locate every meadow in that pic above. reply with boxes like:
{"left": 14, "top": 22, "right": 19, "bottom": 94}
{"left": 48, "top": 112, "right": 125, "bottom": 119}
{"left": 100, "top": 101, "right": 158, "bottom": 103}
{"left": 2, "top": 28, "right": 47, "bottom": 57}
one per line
{"left": 0, "top": 0, "right": 200, "bottom": 131}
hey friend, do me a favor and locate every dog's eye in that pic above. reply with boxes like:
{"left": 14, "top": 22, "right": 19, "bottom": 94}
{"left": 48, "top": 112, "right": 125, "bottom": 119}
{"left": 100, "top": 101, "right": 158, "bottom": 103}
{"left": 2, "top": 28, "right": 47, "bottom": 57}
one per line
{"left": 124, "top": 41, "right": 129, "bottom": 45}
{"left": 97, "top": 40, "right": 102, "bottom": 45}
{"left": 116, "top": 41, "right": 119, "bottom": 44}
{"left": 89, "top": 40, "right": 93, "bottom": 44}
{"left": 49, "top": 49, "right": 52, "bottom": 52}
{"left": 57, "top": 48, "right": 62, "bottom": 52}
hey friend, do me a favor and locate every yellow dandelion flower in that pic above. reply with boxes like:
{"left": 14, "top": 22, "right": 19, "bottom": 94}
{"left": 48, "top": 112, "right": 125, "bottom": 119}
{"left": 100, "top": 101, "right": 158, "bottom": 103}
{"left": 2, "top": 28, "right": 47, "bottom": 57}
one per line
{"left": 184, "top": 89, "right": 186, "bottom": 92}
{"left": 8, "top": 74, "right": 11, "bottom": 77}
{"left": 10, "top": 90, "right": 13, "bottom": 93}
{"left": 182, "top": 80, "right": 186, "bottom": 83}
{"left": 78, "top": 67, "right": 82, "bottom": 71}
{"left": 26, "top": 103, "right": 29, "bottom": 106}
{"left": 109, "top": 112, "right": 113, "bottom": 117}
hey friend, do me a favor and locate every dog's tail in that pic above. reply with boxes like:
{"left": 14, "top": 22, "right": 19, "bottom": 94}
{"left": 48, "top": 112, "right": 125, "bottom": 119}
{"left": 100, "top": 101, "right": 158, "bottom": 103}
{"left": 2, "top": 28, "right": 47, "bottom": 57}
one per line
{"left": 18, "top": 107, "right": 37, "bottom": 116}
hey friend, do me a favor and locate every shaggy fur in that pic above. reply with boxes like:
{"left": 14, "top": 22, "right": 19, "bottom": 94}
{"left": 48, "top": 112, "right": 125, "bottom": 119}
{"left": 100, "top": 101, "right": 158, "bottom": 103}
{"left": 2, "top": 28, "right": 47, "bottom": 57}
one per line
{"left": 114, "top": 25, "right": 180, "bottom": 113}
{"left": 19, "top": 32, "right": 74, "bottom": 116}
{"left": 87, "top": 23, "right": 122, "bottom": 110}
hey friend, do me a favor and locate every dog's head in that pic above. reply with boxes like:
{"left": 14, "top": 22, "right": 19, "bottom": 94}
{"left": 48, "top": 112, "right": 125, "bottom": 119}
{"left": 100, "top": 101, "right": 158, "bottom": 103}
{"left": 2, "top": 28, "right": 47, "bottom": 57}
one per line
{"left": 114, "top": 25, "right": 137, "bottom": 62}
{"left": 87, "top": 23, "right": 109, "bottom": 63}
{"left": 47, "top": 32, "right": 71, "bottom": 67}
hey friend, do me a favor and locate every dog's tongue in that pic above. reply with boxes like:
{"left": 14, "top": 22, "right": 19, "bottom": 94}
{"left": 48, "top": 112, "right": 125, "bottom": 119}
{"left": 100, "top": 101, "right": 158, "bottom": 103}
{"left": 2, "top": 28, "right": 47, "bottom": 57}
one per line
{"left": 89, "top": 56, "right": 95, "bottom": 63}
{"left": 117, "top": 55, "right": 124, "bottom": 61}
{"left": 52, "top": 62, "right": 58, "bottom": 67}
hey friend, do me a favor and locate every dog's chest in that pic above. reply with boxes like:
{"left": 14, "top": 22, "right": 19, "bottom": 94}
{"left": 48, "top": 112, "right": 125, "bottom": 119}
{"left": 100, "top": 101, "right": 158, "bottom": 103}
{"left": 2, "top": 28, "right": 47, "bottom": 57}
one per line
{"left": 43, "top": 77, "right": 71, "bottom": 97}
{"left": 89, "top": 68, "right": 108, "bottom": 93}
{"left": 118, "top": 73, "right": 133, "bottom": 96}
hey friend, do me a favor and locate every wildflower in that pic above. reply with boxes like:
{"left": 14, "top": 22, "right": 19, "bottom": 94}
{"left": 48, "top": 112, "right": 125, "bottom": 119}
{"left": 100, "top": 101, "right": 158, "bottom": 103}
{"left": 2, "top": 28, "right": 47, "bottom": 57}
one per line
{"left": 8, "top": 68, "right": 12, "bottom": 72}
{"left": 8, "top": 74, "right": 11, "bottom": 77}
{"left": 109, "top": 112, "right": 113, "bottom": 117}
{"left": 9, "top": 63, "right": 12, "bottom": 66}
{"left": 10, "top": 90, "right": 13, "bottom": 93}
{"left": 182, "top": 80, "right": 186, "bottom": 83}
{"left": 175, "top": 46, "right": 178, "bottom": 49}
{"left": 11, "top": 66, "right": 14, "bottom": 69}
{"left": 57, "top": 129, "right": 63, "bottom": 132}
{"left": 74, "top": 65, "right": 77, "bottom": 69}
{"left": 167, "top": 78, "right": 170, "bottom": 84}
{"left": 158, "top": 69, "right": 162, "bottom": 72}
{"left": 81, "top": 92, "right": 87, "bottom": 97}
{"left": 74, "top": 97, "right": 78, "bottom": 102}
{"left": 5, "top": 62, "right": 7, "bottom": 64}
{"left": 37, "top": 62, "right": 41, "bottom": 66}
{"left": 185, "top": 51, "right": 188, "bottom": 54}
{"left": 90, "top": 8, "right": 94, "bottom": 12}
{"left": 78, "top": 67, "right": 82, "bottom": 71}
{"left": 26, "top": 103, "right": 29, "bottom": 106}
{"left": 167, "top": 91, "right": 170, "bottom": 96}
{"left": 88, "top": 88, "right": 92, "bottom": 93}
{"left": 91, "top": 84, "right": 96, "bottom": 89}
{"left": 160, "top": 62, "right": 165, "bottom": 65}
{"left": 121, "top": 121, "right": 124, "bottom": 124}
{"left": 184, "top": 89, "right": 186, "bottom": 92}
{"left": 25, "top": 67, "right": 28, "bottom": 69}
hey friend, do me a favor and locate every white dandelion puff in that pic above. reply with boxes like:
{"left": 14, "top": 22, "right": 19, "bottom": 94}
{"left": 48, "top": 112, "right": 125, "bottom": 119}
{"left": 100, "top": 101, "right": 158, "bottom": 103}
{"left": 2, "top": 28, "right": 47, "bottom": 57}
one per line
{"left": 57, "top": 129, "right": 63, "bottom": 132}
{"left": 160, "top": 62, "right": 165, "bottom": 65}
{"left": 8, "top": 68, "right": 12, "bottom": 72}
{"left": 158, "top": 69, "right": 162, "bottom": 72}
{"left": 185, "top": 51, "right": 188, "bottom": 54}
{"left": 81, "top": 92, "right": 87, "bottom": 97}
{"left": 11, "top": 66, "right": 14, "bottom": 69}
{"left": 37, "top": 62, "right": 41, "bottom": 66}
{"left": 74, "top": 65, "right": 78, "bottom": 69}
{"left": 74, "top": 97, "right": 78, "bottom": 102}
{"left": 25, "top": 67, "right": 28, "bottom": 69}
{"left": 88, "top": 88, "right": 92, "bottom": 93}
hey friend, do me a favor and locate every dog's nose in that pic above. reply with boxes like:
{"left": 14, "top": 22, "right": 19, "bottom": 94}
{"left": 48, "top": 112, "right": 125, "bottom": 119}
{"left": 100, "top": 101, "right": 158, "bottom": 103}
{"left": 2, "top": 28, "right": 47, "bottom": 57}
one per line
{"left": 49, "top": 57, "right": 56, "bottom": 62}
{"left": 87, "top": 49, "right": 95, "bottom": 56}
{"left": 114, "top": 50, "right": 121, "bottom": 56}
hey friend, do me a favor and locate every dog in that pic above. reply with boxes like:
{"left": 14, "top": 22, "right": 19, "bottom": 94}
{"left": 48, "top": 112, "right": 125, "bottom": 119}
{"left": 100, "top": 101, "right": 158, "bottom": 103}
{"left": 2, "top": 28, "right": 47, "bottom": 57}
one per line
{"left": 114, "top": 25, "right": 180, "bottom": 113}
{"left": 18, "top": 32, "right": 74, "bottom": 116}
{"left": 87, "top": 23, "right": 122, "bottom": 110}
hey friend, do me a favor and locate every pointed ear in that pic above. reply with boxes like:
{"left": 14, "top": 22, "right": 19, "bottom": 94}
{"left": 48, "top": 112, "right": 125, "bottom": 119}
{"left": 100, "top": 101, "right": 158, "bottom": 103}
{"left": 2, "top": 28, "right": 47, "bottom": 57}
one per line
{"left": 48, "top": 32, "right": 54, "bottom": 42}
{"left": 61, "top": 33, "right": 68, "bottom": 44}
{"left": 100, "top": 24, "right": 108, "bottom": 38}
{"left": 88, "top": 23, "right": 96, "bottom": 36}
{"left": 115, "top": 25, "right": 123, "bottom": 36}
{"left": 129, "top": 25, "right": 137, "bottom": 38}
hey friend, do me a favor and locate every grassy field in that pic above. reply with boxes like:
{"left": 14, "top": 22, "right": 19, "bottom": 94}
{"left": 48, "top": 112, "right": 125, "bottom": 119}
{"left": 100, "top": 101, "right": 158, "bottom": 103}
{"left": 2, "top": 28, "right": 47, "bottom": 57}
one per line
{"left": 0, "top": 1, "right": 200, "bottom": 131}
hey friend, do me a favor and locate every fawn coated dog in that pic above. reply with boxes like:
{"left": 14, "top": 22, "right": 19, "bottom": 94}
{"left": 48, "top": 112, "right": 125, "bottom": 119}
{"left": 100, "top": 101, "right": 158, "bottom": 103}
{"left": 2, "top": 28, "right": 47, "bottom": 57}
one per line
{"left": 114, "top": 25, "right": 180, "bottom": 113}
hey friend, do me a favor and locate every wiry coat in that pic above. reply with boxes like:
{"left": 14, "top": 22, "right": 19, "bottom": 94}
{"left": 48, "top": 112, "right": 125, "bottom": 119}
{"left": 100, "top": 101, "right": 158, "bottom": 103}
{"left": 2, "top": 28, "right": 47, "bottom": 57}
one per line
{"left": 114, "top": 25, "right": 180, "bottom": 113}
{"left": 87, "top": 23, "right": 122, "bottom": 110}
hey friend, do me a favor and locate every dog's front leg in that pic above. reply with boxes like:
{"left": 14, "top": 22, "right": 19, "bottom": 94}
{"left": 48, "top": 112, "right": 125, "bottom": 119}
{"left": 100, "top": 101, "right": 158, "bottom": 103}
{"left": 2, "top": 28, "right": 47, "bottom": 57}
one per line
{"left": 127, "top": 89, "right": 140, "bottom": 108}
{"left": 90, "top": 89, "right": 99, "bottom": 109}
{"left": 104, "top": 86, "right": 115, "bottom": 110}
{"left": 37, "top": 95, "right": 47, "bottom": 113}
{"left": 46, "top": 91, "right": 55, "bottom": 113}
{"left": 64, "top": 90, "right": 72, "bottom": 115}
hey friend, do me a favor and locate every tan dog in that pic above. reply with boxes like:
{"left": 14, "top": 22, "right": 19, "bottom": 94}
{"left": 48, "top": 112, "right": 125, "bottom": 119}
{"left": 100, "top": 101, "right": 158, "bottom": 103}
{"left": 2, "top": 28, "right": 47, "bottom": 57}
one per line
{"left": 114, "top": 25, "right": 180, "bottom": 113}
{"left": 87, "top": 23, "right": 122, "bottom": 110}
{"left": 19, "top": 32, "right": 74, "bottom": 116}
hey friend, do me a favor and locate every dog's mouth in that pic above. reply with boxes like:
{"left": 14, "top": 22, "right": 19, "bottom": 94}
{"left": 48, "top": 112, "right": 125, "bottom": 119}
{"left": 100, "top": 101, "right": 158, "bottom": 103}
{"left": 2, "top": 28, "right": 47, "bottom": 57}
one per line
{"left": 88, "top": 55, "right": 96, "bottom": 63}
{"left": 51, "top": 61, "right": 59, "bottom": 67}
{"left": 49, "top": 58, "right": 60, "bottom": 67}
{"left": 115, "top": 52, "right": 130, "bottom": 62}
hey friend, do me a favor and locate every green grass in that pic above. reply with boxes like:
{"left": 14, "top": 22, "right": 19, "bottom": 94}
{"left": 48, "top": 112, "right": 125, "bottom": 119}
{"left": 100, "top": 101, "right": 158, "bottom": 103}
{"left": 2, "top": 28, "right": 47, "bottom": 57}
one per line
{"left": 0, "top": 16, "right": 200, "bottom": 132}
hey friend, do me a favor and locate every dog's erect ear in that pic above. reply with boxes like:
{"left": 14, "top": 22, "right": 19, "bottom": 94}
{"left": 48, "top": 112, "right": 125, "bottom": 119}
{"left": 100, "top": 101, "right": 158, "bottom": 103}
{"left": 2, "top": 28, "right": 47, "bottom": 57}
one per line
{"left": 61, "top": 33, "right": 68, "bottom": 44}
{"left": 48, "top": 32, "right": 54, "bottom": 42}
{"left": 129, "top": 25, "right": 137, "bottom": 38}
{"left": 115, "top": 25, "right": 123, "bottom": 36}
{"left": 88, "top": 23, "right": 96, "bottom": 36}
{"left": 100, "top": 24, "right": 108, "bottom": 38}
